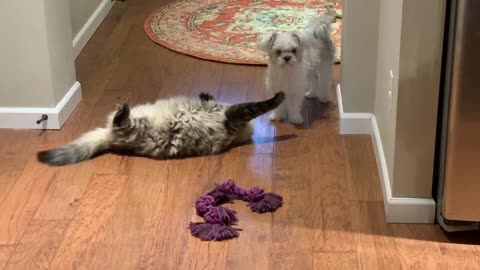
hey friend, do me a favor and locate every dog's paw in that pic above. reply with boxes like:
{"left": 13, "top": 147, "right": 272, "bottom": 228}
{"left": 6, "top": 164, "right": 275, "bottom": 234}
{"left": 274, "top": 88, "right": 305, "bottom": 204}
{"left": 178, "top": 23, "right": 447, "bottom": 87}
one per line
{"left": 288, "top": 114, "right": 304, "bottom": 124}
{"left": 305, "top": 90, "right": 318, "bottom": 99}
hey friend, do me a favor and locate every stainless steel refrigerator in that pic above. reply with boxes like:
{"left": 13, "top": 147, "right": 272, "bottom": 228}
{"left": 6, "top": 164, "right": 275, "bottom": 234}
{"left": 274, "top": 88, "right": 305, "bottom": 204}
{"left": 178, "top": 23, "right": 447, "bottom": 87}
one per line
{"left": 436, "top": 0, "right": 480, "bottom": 231}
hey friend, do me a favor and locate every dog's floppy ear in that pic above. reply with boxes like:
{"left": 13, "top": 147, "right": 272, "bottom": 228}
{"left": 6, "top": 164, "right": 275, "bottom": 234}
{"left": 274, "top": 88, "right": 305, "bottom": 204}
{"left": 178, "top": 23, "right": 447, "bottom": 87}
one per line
{"left": 256, "top": 32, "right": 277, "bottom": 51}
{"left": 292, "top": 32, "right": 302, "bottom": 45}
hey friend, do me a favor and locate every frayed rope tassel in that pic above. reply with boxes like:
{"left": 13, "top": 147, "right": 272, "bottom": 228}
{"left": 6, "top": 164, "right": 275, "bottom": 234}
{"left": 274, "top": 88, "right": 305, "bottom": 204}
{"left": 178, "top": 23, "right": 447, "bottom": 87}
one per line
{"left": 189, "top": 179, "right": 283, "bottom": 241}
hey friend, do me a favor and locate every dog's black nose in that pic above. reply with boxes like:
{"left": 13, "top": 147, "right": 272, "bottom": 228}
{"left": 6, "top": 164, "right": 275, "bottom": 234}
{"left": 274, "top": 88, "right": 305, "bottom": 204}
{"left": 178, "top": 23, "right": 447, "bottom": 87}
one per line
{"left": 284, "top": 56, "right": 291, "bottom": 62}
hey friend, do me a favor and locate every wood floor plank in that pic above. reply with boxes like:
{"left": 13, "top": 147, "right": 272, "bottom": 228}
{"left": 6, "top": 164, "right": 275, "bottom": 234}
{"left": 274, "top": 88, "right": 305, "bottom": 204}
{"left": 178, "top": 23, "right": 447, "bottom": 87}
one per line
{"left": 34, "top": 163, "right": 95, "bottom": 220}
{"left": 0, "top": 159, "right": 57, "bottom": 245}
{"left": 177, "top": 240, "right": 228, "bottom": 270}
{"left": 138, "top": 157, "right": 214, "bottom": 270}
{"left": 343, "top": 135, "right": 383, "bottom": 201}
{"left": 313, "top": 252, "right": 358, "bottom": 270}
{"left": 219, "top": 154, "right": 273, "bottom": 270}
{"left": 352, "top": 201, "right": 404, "bottom": 270}
{"left": 87, "top": 158, "right": 169, "bottom": 270}
{"left": 0, "top": 130, "right": 42, "bottom": 205}
{"left": 0, "top": 246, "right": 15, "bottom": 270}
{"left": 309, "top": 133, "right": 356, "bottom": 253}
{"left": 103, "top": 25, "right": 173, "bottom": 101}
{"left": 142, "top": 51, "right": 210, "bottom": 101}
{"left": 0, "top": 130, "right": 40, "bottom": 160}
{"left": 270, "top": 134, "right": 313, "bottom": 270}
{"left": 35, "top": 90, "right": 133, "bottom": 222}
{"left": 434, "top": 231, "right": 480, "bottom": 270}
{"left": 437, "top": 258, "right": 480, "bottom": 270}
{"left": 162, "top": 54, "right": 200, "bottom": 97}
{"left": 305, "top": 73, "right": 356, "bottom": 254}
{"left": 34, "top": 86, "right": 133, "bottom": 223}
{"left": 0, "top": 157, "right": 27, "bottom": 206}
{"left": 217, "top": 64, "right": 256, "bottom": 104}
{"left": 5, "top": 220, "right": 69, "bottom": 270}
{"left": 188, "top": 59, "right": 225, "bottom": 99}
{"left": 391, "top": 224, "right": 445, "bottom": 270}
{"left": 50, "top": 174, "right": 128, "bottom": 270}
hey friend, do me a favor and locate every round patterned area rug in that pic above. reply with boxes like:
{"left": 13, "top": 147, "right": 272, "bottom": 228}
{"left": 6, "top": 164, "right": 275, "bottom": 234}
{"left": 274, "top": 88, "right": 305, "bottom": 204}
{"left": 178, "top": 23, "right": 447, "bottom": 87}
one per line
{"left": 144, "top": 0, "right": 342, "bottom": 65}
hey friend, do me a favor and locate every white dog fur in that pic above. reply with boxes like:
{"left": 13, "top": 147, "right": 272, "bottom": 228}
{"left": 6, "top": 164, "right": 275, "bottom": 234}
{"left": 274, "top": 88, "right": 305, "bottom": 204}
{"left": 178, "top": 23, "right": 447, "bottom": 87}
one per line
{"left": 257, "top": 15, "right": 335, "bottom": 124}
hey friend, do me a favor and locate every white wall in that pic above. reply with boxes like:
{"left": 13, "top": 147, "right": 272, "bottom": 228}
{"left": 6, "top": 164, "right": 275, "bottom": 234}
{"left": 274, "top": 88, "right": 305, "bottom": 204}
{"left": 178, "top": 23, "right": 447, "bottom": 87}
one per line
{"left": 0, "top": 0, "right": 76, "bottom": 108}
{"left": 70, "top": 0, "right": 103, "bottom": 38}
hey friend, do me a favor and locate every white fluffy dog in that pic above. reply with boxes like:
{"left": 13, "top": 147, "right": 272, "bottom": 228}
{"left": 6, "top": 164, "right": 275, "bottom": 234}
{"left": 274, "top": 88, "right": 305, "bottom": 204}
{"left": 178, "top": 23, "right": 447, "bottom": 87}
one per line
{"left": 257, "top": 15, "right": 335, "bottom": 124}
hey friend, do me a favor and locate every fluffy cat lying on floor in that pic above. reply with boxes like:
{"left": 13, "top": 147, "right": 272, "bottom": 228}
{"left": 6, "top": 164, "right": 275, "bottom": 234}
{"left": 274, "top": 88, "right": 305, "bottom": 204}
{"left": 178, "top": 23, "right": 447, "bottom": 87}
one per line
{"left": 37, "top": 91, "right": 285, "bottom": 166}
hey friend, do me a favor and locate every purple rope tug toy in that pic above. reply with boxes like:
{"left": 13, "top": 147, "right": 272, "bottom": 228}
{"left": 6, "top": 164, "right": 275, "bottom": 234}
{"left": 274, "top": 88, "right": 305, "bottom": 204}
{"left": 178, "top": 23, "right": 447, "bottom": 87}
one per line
{"left": 189, "top": 179, "right": 283, "bottom": 241}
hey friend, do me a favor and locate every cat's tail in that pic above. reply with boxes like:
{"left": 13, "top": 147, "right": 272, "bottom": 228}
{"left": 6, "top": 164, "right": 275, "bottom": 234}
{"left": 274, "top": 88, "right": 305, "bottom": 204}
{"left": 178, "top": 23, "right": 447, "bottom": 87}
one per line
{"left": 37, "top": 128, "right": 113, "bottom": 166}
{"left": 225, "top": 91, "right": 286, "bottom": 123}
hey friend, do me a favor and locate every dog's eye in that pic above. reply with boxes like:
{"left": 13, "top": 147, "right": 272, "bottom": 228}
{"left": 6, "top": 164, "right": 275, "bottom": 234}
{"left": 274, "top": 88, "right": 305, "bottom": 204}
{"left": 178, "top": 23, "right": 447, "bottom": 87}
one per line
{"left": 276, "top": 50, "right": 281, "bottom": 56}
{"left": 292, "top": 48, "right": 297, "bottom": 54}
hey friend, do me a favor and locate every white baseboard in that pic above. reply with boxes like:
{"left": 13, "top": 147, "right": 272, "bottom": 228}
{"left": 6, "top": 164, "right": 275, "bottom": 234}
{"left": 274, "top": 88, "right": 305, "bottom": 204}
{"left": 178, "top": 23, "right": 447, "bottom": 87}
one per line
{"left": 336, "top": 84, "right": 373, "bottom": 134}
{"left": 370, "top": 116, "right": 436, "bottom": 223}
{"left": 0, "top": 82, "right": 82, "bottom": 129}
{"left": 72, "top": 0, "right": 115, "bottom": 58}
{"left": 336, "top": 84, "right": 436, "bottom": 223}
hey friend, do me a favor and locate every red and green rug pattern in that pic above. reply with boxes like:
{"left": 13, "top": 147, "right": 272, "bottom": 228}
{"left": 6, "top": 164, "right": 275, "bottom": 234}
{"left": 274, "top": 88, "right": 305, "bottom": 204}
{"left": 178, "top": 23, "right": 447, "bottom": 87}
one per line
{"left": 145, "top": 0, "right": 342, "bottom": 65}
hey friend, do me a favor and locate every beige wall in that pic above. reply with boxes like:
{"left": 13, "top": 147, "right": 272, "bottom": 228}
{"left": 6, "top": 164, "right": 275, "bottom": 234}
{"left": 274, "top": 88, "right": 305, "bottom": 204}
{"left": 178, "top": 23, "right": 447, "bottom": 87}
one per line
{"left": 45, "top": 0, "right": 77, "bottom": 104}
{"left": 70, "top": 0, "right": 103, "bottom": 37}
{"left": 340, "top": 0, "right": 379, "bottom": 113}
{"left": 374, "top": 0, "right": 403, "bottom": 190}
{"left": 0, "top": 0, "right": 76, "bottom": 108}
{"left": 0, "top": 1, "right": 55, "bottom": 107}
{"left": 392, "top": 0, "right": 445, "bottom": 197}
{"left": 341, "top": 0, "right": 446, "bottom": 198}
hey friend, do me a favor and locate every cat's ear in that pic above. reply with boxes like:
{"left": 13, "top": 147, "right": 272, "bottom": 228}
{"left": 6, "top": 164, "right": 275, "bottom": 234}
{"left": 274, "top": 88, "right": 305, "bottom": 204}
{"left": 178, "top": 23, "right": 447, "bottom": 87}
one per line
{"left": 199, "top": 92, "right": 214, "bottom": 102}
{"left": 257, "top": 32, "right": 277, "bottom": 52}
{"left": 113, "top": 103, "right": 130, "bottom": 127}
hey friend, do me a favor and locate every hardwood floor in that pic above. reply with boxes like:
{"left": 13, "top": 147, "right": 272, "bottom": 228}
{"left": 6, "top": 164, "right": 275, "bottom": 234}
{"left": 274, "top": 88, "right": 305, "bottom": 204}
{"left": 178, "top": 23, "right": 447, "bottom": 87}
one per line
{"left": 1, "top": 1, "right": 480, "bottom": 269}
